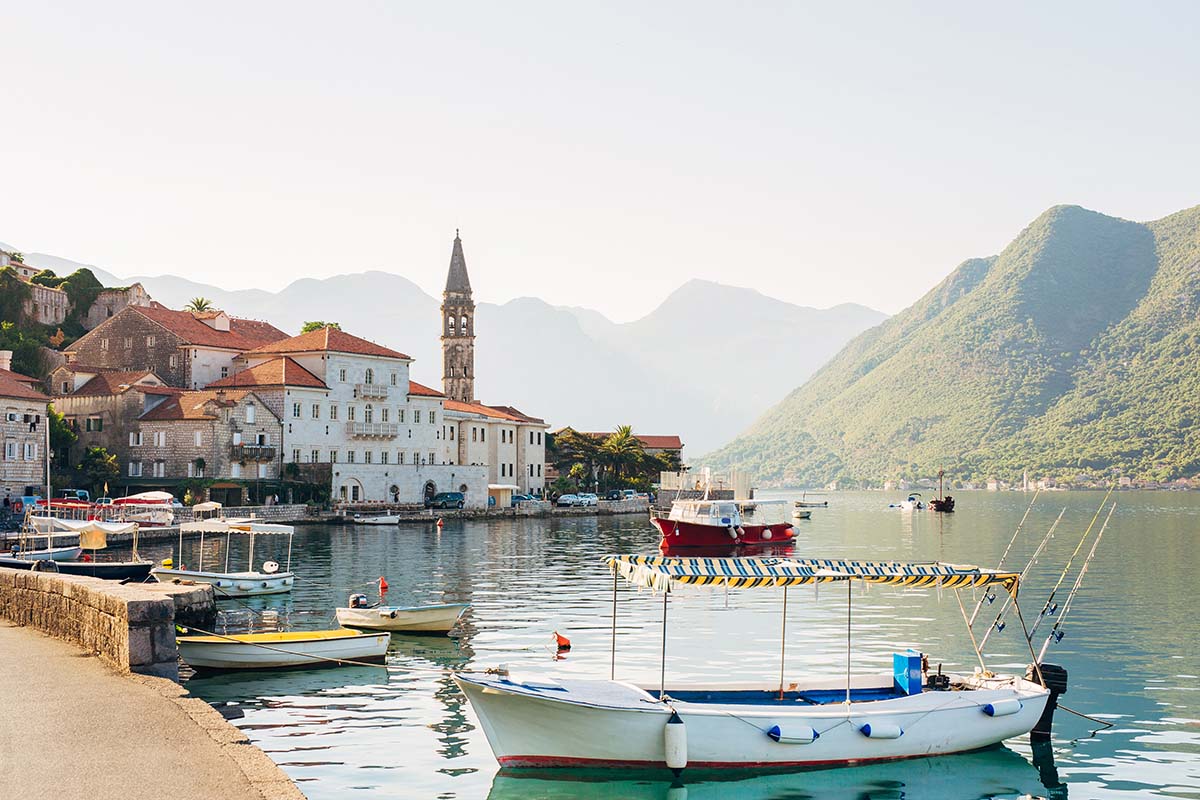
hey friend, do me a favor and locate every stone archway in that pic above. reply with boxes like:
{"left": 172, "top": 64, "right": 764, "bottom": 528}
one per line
{"left": 423, "top": 481, "right": 437, "bottom": 505}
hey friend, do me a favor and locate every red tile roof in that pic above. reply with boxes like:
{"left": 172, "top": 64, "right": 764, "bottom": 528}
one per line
{"left": 571, "top": 432, "right": 685, "bottom": 450}
{"left": 483, "top": 404, "right": 546, "bottom": 425}
{"left": 443, "top": 400, "right": 546, "bottom": 424}
{"left": 245, "top": 327, "right": 411, "bottom": 360}
{"left": 138, "top": 389, "right": 264, "bottom": 421}
{"left": 408, "top": 380, "right": 445, "bottom": 398}
{"left": 72, "top": 371, "right": 163, "bottom": 397}
{"left": 125, "top": 306, "right": 288, "bottom": 351}
{"left": 53, "top": 363, "right": 118, "bottom": 374}
{"left": 0, "top": 368, "right": 46, "bottom": 401}
{"left": 207, "top": 357, "right": 327, "bottom": 390}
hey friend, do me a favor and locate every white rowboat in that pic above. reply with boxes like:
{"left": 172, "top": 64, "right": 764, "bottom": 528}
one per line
{"left": 352, "top": 514, "right": 401, "bottom": 525}
{"left": 151, "top": 567, "right": 295, "bottom": 596}
{"left": 177, "top": 629, "right": 390, "bottom": 670}
{"left": 335, "top": 602, "right": 469, "bottom": 633}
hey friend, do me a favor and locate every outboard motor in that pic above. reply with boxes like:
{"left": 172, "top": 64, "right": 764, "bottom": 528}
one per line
{"left": 349, "top": 593, "right": 369, "bottom": 609}
{"left": 1027, "top": 662, "right": 1068, "bottom": 741}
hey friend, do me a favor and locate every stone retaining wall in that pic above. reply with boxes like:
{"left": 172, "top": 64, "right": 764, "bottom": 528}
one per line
{"left": 0, "top": 568, "right": 213, "bottom": 680}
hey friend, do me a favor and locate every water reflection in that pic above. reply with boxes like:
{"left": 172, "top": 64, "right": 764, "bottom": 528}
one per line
{"left": 488, "top": 746, "right": 1048, "bottom": 800}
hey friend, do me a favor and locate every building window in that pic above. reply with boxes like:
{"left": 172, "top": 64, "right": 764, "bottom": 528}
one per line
{"left": 60, "top": 381, "right": 70, "bottom": 394}
{"left": 364, "top": 368, "right": 374, "bottom": 385}
{"left": 450, "top": 427, "right": 454, "bottom": 440}
{"left": 153, "top": 431, "right": 166, "bottom": 447}
{"left": 86, "top": 417, "right": 102, "bottom": 432}
{"left": 430, "top": 411, "right": 436, "bottom": 425}
{"left": 4, "top": 442, "right": 16, "bottom": 460}
{"left": 398, "top": 409, "right": 405, "bottom": 423}
{"left": 169, "top": 355, "right": 177, "bottom": 368}
{"left": 311, "top": 449, "right": 320, "bottom": 463}
{"left": 364, "top": 404, "right": 373, "bottom": 424}
{"left": 146, "top": 335, "right": 155, "bottom": 347}
{"left": 537, "top": 432, "right": 542, "bottom": 445}
{"left": 460, "top": 315, "right": 468, "bottom": 334}
{"left": 347, "top": 451, "right": 356, "bottom": 463}
{"left": 390, "top": 372, "right": 397, "bottom": 386}
{"left": 129, "top": 432, "right": 143, "bottom": 446}
{"left": 100, "top": 338, "right": 109, "bottom": 351}
{"left": 153, "top": 461, "right": 165, "bottom": 478}
{"left": 247, "top": 404, "right": 257, "bottom": 424}
{"left": 23, "top": 442, "right": 38, "bottom": 461}
{"left": 187, "top": 461, "right": 195, "bottom": 477}
{"left": 413, "top": 409, "right": 421, "bottom": 424}
{"left": 339, "top": 368, "right": 347, "bottom": 382}
{"left": 258, "top": 463, "right": 268, "bottom": 478}
{"left": 292, "top": 402, "right": 301, "bottom": 418}
{"left": 351, "top": 485, "right": 359, "bottom": 501}
{"left": 480, "top": 427, "right": 485, "bottom": 442}
{"left": 312, "top": 404, "right": 320, "bottom": 419}
{"left": 330, "top": 450, "right": 338, "bottom": 463}
{"left": 537, "top": 464, "right": 541, "bottom": 476}
{"left": 529, "top": 464, "right": 534, "bottom": 477}
{"left": 123, "top": 336, "right": 132, "bottom": 349}
{"left": 292, "top": 448, "right": 301, "bottom": 462}
{"left": 429, "top": 451, "right": 435, "bottom": 465}
{"left": 364, "top": 451, "right": 373, "bottom": 464}
{"left": 446, "top": 315, "right": 454, "bottom": 334}
{"left": 329, "top": 405, "right": 338, "bottom": 420}
{"left": 231, "top": 463, "right": 241, "bottom": 478}
{"left": 221, "top": 366, "right": 229, "bottom": 378}
{"left": 348, "top": 406, "right": 357, "bottom": 421}
{"left": 380, "top": 407, "right": 389, "bottom": 423}
{"left": 128, "top": 461, "right": 142, "bottom": 477}
{"left": 194, "top": 431, "right": 202, "bottom": 447}
{"left": 380, "top": 451, "right": 389, "bottom": 464}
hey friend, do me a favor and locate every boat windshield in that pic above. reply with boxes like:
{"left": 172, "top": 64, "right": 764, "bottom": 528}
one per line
{"left": 739, "top": 501, "right": 789, "bottom": 525}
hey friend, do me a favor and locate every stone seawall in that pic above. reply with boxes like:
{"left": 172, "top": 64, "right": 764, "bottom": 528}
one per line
{"left": 0, "top": 568, "right": 213, "bottom": 680}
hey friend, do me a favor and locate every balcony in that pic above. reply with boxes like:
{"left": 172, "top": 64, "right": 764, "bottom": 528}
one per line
{"left": 355, "top": 383, "right": 389, "bottom": 399}
{"left": 231, "top": 444, "right": 277, "bottom": 462}
{"left": 346, "top": 422, "right": 399, "bottom": 439}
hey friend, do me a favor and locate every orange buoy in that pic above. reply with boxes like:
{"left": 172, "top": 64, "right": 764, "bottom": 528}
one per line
{"left": 554, "top": 631, "right": 572, "bottom": 651}
{"left": 436, "top": 518, "right": 444, "bottom": 529}
{"left": 378, "top": 576, "right": 389, "bottom": 594}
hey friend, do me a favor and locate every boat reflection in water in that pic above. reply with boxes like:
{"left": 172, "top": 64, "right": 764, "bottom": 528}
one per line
{"left": 488, "top": 745, "right": 1053, "bottom": 800}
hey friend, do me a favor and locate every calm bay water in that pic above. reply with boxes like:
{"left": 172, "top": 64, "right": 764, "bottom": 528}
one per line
{"left": 163, "top": 491, "right": 1199, "bottom": 799}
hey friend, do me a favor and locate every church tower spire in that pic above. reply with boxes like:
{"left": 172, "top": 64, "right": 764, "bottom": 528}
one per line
{"left": 441, "top": 230, "right": 475, "bottom": 403}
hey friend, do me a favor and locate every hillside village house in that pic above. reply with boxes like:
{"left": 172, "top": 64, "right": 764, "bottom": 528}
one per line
{"left": 64, "top": 304, "right": 286, "bottom": 389}
{"left": 0, "top": 350, "right": 48, "bottom": 498}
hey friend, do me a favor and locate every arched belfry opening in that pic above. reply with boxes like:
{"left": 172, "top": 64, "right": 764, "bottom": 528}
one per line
{"left": 441, "top": 230, "right": 475, "bottom": 402}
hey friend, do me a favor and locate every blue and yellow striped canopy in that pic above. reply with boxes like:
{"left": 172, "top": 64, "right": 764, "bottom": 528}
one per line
{"left": 604, "top": 554, "right": 1020, "bottom": 594}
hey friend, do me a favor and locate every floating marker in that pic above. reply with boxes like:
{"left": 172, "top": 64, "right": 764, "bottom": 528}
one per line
{"left": 379, "top": 576, "right": 389, "bottom": 594}
{"left": 436, "top": 518, "right": 444, "bottom": 529}
{"left": 554, "top": 631, "right": 571, "bottom": 651}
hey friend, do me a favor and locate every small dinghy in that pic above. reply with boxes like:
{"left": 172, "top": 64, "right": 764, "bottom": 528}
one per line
{"left": 177, "top": 629, "right": 390, "bottom": 671}
{"left": 335, "top": 593, "right": 469, "bottom": 634}
{"left": 351, "top": 513, "right": 401, "bottom": 525}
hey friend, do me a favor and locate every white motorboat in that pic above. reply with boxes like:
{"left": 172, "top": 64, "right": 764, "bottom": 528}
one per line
{"left": 151, "top": 518, "right": 296, "bottom": 598}
{"left": 351, "top": 513, "right": 401, "bottom": 525}
{"left": 456, "top": 554, "right": 1060, "bottom": 774}
{"left": 177, "top": 629, "right": 390, "bottom": 670}
{"left": 335, "top": 600, "right": 469, "bottom": 633}
{"left": 3, "top": 544, "right": 83, "bottom": 562}
{"left": 791, "top": 507, "right": 812, "bottom": 520}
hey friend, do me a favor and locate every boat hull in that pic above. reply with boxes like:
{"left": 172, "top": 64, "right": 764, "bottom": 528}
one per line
{"left": 0, "top": 557, "right": 153, "bottom": 580}
{"left": 456, "top": 674, "right": 1049, "bottom": 771}
{"left": 178, "top": 630, "right": 390, "bottom": 670}
{"left": 352, "top": 515, "right": 401, "bottom": 525}
{"left": 652, "top": 517, "right": 794, "bottom": 549}
{"left": 6, "top": 545, "right": 84, "bottom": 562}
{"left": 335, "top": 603, "right": 469, "bottom": 633}
{"left": 151, "top": 567, "right": 295, "bottom": 597}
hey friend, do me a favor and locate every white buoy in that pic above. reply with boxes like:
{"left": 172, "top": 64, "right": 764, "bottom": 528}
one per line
{"left": 860, "top": 722, "right": 903, "bottom": 739}
{"left": 762, "top": 529, "right": 773, "bottom": 540}
{"left": 664, "top": 711, "right": 687, "bottom": 775}
{"left": 766, "top": 724, "right": 818, "bottom": 744}
{"left": 983, "top": 698, "right": 1022, "bottom": 717}
{"left": 726, "top": 526, "right": 738, "bottom": 540}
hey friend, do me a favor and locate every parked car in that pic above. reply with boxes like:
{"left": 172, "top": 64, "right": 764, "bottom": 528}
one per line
{"left": 427, "top": 491, "right": 466, "bottom": 509}
{"left": 604, "top": 490, "right": 623, "bottom": 501}
{"left": 556, "top": 494, "right": 580, "bottom": 507}
{"left": 510, "top": 494, "right": 534, "bottom": 507}
{"left": 577, "top": 493, "right": 599, "bottom": 507}
{"left": 621, "top": 489, "right": 637, "bottom": 500}
{"left": 59, "top": 489, "right": 90, "bottom": 502}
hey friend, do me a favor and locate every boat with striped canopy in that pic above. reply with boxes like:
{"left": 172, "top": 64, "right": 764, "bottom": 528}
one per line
{"left": 456, "top": 554, "right": 1057, "bottom": 775}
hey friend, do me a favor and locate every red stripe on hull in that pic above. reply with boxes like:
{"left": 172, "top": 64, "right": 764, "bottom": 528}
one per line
{"left": 652, "top": 517, "right": 794, "bottom": 548}
{"left": 498, "top": 750, "right": 974, "bottom": 770}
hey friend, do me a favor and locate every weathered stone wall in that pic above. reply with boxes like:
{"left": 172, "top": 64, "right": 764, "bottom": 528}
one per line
{"left": 0, "top": 568, "right": 213, "bottom": 679}
{"left": 67, "top": 309, "right": 189, "bottom": 386}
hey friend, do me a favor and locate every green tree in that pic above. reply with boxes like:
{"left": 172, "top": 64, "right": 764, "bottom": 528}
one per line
{"left": 48, "top": 403, "right": 77, "bottom": 452}
{"left": 0, "top": 321, "right": 46, "bottom": 377}
{"left": 0, "top": 267, "right": 32, "bottom": 323}
{"left": 301, "top": 321, "right": 341, "bottom": 333}
{"left": 550, "top": 428, "right": 603, "bottom": 489}
{"left": 77, "top": 446, "right": 119, "bottom": 494}
{"left": 184, "top": 297, "right": 214, "bottom": 312}
{"left": 599, "top": 425, "right": 647, "bottom": 487}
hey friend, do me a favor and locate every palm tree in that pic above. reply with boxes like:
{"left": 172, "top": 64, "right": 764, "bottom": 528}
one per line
{"left": 600, "top": 425, "right": 646, "bottom": 486}
{"left": 185, "top": 297, "right": 213, "bottom": 312}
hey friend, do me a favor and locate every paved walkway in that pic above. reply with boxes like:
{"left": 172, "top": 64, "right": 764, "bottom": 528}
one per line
{"left": 0, "top": 621, "right": 302, "bottom": 800}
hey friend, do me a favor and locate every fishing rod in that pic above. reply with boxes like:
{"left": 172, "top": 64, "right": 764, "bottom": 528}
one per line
{"left": 1027, "top": 486, "right": 1114, "bottom": 643}
{"left": 1037, "top": 502, "right": 1114, "bottom": 662}
{"left": 977, "top": 508, "right": 1064, "bottom": 651}
{"left": 970, "top": 488, "right": 1042, "bottom": 627}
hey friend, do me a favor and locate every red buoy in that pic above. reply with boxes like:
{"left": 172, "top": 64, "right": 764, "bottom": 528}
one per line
{"left": 436, "top": 518, "right": 444, "bottom": 529}
{"left": 554, "top": 631, "right": 571, "bottom": 651}
{"left": 378, "top": 576, "right": 389, "bottom": 595}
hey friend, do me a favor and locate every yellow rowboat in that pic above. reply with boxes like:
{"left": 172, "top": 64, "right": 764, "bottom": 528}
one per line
{"left": 177, "top": 629, "right": 389, "bottom": 671}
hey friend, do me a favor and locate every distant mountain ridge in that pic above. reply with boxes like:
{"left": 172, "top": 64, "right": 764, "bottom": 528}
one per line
{"left": 1, "top": 244, "right": 885, "bottom": 455}
{"left": 703, "top": 203, "right": 1200, "bottom": 486}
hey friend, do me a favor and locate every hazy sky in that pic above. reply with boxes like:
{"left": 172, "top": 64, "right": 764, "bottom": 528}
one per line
{"left": 2, "top": 2, "right": 1198, "bottom": 320}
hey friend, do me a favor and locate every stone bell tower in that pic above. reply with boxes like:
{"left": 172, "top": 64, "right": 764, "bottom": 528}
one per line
{"left": 441, "top": 230, "right": 475, "bottom": 403}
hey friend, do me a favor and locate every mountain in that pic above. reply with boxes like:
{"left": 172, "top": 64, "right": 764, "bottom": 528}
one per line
{"left": 704, "top": 204, "right": 1200, "bottom": 486}
{"left": 5, "top": 248, "right": 884, "bottom": 455}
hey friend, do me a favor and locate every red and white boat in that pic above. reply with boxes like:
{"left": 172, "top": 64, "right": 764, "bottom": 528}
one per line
{"left": 653, "top": 499, "right": 794, "bottom": 550}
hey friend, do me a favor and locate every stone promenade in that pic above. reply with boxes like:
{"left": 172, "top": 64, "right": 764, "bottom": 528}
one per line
{"left": 0, "top": 620, "right": 303, "bottom": 800}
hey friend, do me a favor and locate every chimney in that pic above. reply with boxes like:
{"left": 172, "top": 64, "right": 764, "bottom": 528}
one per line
{"left": 0, "top": 350, "right": 12, "bottom": 371}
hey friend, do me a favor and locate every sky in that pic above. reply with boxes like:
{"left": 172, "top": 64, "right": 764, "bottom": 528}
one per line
{"left": 2, "top": 2, "right": 1198, "bottom": 321}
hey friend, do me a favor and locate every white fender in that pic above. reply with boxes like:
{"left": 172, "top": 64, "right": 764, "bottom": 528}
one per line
{"left": 762, "top": 528, "right": 773, "bottom": 540}
{"left": 766, "top": 724, "right": 818, "bottom": 744}
{"left": 727, "top": 526, "right": 738, "bottom": 540}
{"left": 860, "top": 722, "right": 903, "bottom": 739}
{"left": 664, "top": 711, "right": 687, "bottom": 772}
{"left": 983, "top": 698, "right": 1022, "bottom": 717}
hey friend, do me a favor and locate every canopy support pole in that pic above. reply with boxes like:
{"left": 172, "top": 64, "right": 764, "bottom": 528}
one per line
{"left": 1012, "top": 596, "right": 1046, "bottom": 687}
{"left": 845, "top": 579, "right": 852, "bottom": 706}
{"left": 224, "top": 531, "right": 231, "bottom": 573}
{"left": 177, "top": 526, "right": 183, "bottom": 570}
{"left": 199, "top": 530, "right": 205, "bottom": 572}
{"left": 286, "top": 533, "right": 293, "bottom": 573}
{"left": 659, "top": 589, "right": 669, "bottom": 701}
{"left": 955, "top": 587, "right": 987, "bottom": 674}
{"left": 610, "top": 569, "right": 618, "bottom": 680}
{"left": 778, "top": 586, "right": 788, "bottom": 700}
{"left": 248, "top": 531, "right": 255, "bottom": 572}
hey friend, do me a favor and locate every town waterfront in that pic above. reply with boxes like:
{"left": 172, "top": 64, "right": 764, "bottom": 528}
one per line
{"left": 158, "top": 491, "right": 1199, "bottom": 799}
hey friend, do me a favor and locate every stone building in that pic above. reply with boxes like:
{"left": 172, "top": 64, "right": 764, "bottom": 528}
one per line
{"left": 132, "top": 389, "right": 282, "bottom": 501}
{"left": 24, "top": 282, "right": 70, "bottom": 327}
{"left": 209, "top": 326, "right": 487, "bottom": 506}
{"left": 63, "top": 304, "right": 287, "bottom": 389}
{"left": 441, "top": 231, "right": 476, "bottom": 403}
{"left": 81, "top": 284, "right": 152, "bottom": 330}
{"left": 0, "top": 351, "right": 48, "bottom": 498}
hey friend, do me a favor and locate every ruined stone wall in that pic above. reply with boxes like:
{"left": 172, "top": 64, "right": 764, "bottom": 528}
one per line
{"left": 0, "top": 569, "right": 213, "bottom": 679}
